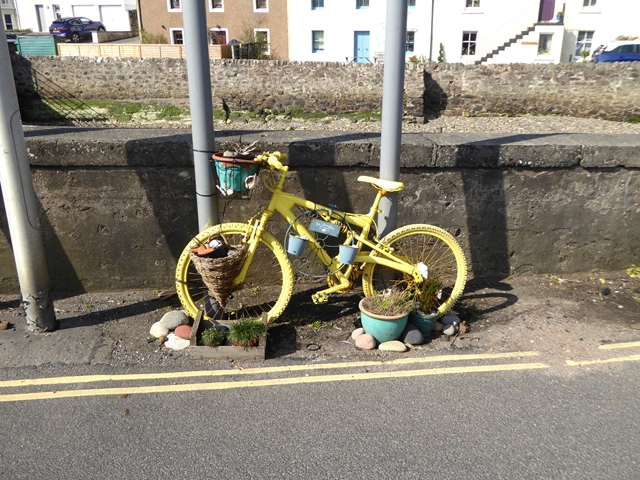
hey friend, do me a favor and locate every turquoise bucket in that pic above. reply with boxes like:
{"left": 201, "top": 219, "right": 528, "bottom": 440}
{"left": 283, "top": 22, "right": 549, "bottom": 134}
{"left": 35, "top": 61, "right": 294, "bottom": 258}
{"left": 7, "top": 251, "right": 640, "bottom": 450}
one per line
{"left": 409, "top": 310, "right": 440, "bottom": 334}
{"left": 213, "top": 154, "right": 259, "bottom": 193}
{"left": 359, "top": 298, "right": 408, "bottom": 344}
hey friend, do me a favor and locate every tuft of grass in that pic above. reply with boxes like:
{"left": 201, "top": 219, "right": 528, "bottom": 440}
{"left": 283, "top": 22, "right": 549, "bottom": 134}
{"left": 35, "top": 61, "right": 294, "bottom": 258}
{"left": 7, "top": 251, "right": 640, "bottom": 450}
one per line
{"left": 627, "top": 265, "right": 640, "bottom": 278}
{"left": 311, "top": 321, "right": 322, "bottom": 329}
{"left": 626, "top": 116, "right": 640, "bottom": 124}
{"left": 201, "top": 327, "right": 226, "bottom": 347}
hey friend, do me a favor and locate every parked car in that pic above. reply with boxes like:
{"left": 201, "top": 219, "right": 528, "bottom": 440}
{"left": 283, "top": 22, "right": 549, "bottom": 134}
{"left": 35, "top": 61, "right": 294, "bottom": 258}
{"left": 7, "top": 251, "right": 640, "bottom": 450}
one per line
{"left": 49, "top": 17, "right": 106, "bottom": 43}
{"left": 592, "top": 41, "right": 640, "bottom": 63}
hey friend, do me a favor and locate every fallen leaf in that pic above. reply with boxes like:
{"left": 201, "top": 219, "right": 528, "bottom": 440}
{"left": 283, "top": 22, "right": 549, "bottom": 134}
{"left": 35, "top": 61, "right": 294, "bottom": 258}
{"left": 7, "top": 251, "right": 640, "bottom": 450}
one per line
{"left": 124, "top": 409, "right": 130, "bottom": 417}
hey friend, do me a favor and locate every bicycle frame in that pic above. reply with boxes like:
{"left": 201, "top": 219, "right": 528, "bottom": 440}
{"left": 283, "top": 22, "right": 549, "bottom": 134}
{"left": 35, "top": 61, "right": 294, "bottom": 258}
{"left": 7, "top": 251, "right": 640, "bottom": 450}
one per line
{"left": 234, "top": 154, "right": 422, "bottom": 303}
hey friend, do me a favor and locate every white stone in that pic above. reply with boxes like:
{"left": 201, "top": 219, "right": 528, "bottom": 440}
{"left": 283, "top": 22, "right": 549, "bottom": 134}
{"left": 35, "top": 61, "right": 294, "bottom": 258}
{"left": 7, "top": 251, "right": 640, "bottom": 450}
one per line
{"left": 164, "top": 333, "right": 191, "bottom": 351}
{"left": 351, "top": 327, "right": 365, "bottom": 340}
{"left": 160, "top": 310, "right": 189, "bottom": 330}
{"left": 378, "top": 340, "right": 407, "bottom": 352}
{"left": 149, "top": 321, "right": 169, "bottom": 338}
{"left": 355, "top": 333, "right": 376, "bottom": 350}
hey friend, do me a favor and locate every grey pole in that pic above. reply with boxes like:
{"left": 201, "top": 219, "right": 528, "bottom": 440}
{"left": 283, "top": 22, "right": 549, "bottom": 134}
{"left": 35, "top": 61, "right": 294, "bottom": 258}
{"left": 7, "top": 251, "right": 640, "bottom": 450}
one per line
{"left": 0, "top": 21, "right": 57, "bottom": 332}
{"left": 378, "top": 0, "right": 408, "bottom": 237}
{"left": 429, "top": 0, "right": 435, "bottom": 63}
{"left": 182, "top": 0, "right": 219, "bottom": 231}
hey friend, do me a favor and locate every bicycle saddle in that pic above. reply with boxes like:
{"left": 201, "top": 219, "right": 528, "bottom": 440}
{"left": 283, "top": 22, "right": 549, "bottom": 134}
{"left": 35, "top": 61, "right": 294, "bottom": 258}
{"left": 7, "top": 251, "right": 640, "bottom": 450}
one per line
{"left": 357, "top": 176, "right": 404, "bottom": 192}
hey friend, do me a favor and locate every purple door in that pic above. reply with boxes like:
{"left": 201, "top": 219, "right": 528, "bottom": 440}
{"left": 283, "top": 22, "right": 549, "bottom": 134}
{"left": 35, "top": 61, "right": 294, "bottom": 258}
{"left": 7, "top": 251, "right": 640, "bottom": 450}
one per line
{"left": 538, "top": 0, "right": 556, "bottom": 22}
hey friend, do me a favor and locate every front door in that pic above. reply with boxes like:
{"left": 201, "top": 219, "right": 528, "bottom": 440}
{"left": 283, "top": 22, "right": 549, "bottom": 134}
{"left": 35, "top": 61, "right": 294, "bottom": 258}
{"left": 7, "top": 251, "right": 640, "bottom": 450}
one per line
{"left": 354, "top": 31, "right": 370, "bottom": 63}
{"left": 538, "top": 0, "right": 556, "bottom": 22}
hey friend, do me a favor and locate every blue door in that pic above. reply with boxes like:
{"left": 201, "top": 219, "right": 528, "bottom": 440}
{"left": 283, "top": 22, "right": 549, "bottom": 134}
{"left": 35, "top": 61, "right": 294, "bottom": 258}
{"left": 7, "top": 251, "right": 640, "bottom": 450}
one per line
{"left": 354, "top": 31, "right": 370, "bottom": 63}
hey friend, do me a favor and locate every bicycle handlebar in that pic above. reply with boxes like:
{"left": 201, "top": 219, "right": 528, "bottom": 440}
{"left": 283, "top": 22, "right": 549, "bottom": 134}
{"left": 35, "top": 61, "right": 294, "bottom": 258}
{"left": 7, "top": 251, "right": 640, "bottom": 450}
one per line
{"left": 255, "top": 152, "right": 288, "bottom": 172}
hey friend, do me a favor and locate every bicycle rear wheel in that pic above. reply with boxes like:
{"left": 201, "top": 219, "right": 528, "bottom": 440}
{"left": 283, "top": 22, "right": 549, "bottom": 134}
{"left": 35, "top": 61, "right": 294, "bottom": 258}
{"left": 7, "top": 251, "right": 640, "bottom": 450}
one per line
{"left": 175, "top": 223, "right": 294, "bottom": 322}
{"left": 362, "top": 224, "right": 467, "bottom": 315}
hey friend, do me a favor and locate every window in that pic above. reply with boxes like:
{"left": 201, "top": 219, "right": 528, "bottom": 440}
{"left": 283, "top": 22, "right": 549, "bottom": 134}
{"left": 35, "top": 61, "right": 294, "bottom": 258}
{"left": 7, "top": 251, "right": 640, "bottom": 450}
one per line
{"left": 211, "top": 0, "right": 223, "bottom": 10}
{"left": 312, "top": 0, "right": 324, "bottom": 9}
{"left": 312, "top": 30, "right": 324, "bottom": 52}
{"left": 254, "top": 0, "right": 267, "bottom": 11}
{"left": 53, "top": 4, "right": 61, "bottom": 19}
{"left": 356, "top": 0, "right": 369, "bottom": 9}
{"left": 462, "top": 31, "right": 477, "bottom": 55}
{"left": 1, "top": 0, "right": 10, "bottom": 6}
{"left": 168, "top": 0, "right": 181, "bottom": 11}
{"left": 407, "top": 0, "right": 416, "bottom": 7}
{"left": 406, "top": 31, "right": 415, "bottom": 53}
{"left": 171, "top": 28, "right": 184, "bottom": 44}
{"left": 466, "top": 0, "right": 480, "bottom": 7}
{"left": 538, "top": 33, "right": 552, "bottom": 55}
{"left": 255, "top": 28, "right": 269, "bottom": 54}
{"left": 575, "top": 31, "right": 594, "bottom": 57}
{"left": 4, "top": 13, "right": 13, "bottom": 30}
{"left": 583, "top": 0, "right": 596, "bottom": 6}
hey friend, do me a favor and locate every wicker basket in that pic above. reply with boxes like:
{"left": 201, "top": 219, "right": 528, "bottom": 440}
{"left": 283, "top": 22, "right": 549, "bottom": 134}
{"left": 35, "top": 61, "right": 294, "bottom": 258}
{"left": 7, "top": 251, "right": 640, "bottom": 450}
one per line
{"left": 189, "top": 244, "right": 248, "bottom": 307}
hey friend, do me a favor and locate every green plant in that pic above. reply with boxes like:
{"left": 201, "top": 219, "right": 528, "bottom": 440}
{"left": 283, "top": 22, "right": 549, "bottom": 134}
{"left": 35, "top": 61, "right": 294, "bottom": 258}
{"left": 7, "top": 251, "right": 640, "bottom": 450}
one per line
{"left": 413, "top": 276, "right": 444, "bottom": 314}
{"left": 311, "top": 321, "right": 322, "bottom": 329}
{"left": 360, "top": 289, "right": 415, "bottom": 317}
{"left": 437, "top": 43, "right": 445, "bottom": 63}
{"left": 140, "top": 29, "right": 168, "bottom": 44}
{"left": 627, "top": 116, "right": 640, "bottom": 124}
{"left": 228, "top": 318, "right": 266, "bottom": 347}
{"left": 627, "top": 265, "right": 640, "bottom": 278}
{"left": 201, "top": 327, "right": 226, "bottom": 347}
{"left": 580, "top": 49, "right": 590, "bottom": 62}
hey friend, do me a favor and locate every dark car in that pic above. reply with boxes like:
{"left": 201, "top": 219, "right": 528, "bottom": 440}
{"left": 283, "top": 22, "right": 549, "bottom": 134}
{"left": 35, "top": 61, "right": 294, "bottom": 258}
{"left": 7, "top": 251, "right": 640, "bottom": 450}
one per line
{"left": 49, "top": 17, "right": 106, "bottom": 42}
{"left": 592, "top": 42, "right": 640, "bottom": 63}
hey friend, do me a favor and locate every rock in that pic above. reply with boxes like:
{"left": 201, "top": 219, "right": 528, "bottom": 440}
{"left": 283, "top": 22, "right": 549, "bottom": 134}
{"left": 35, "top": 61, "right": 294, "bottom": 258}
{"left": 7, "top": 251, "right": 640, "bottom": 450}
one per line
{"left": 433, "top": 321, "right": 444, "bottom": 332}
{"left": 460, "top": 320, "right": 468, "bottom": 333}
{"left": 175, "top": 325, "right": 191, "bottom": 340}
{"left": 149, "top": 321, "right": 169, "bottom": 338}
{"left": 351, "top": 327, "right": 365, "bottom": 340}
{"left": 378, "top": 340, "right": 407, "bottom": 352}
{"left": 441, "top": 313, "right": 460, "bottom": 325}
{"left": 164, "top": 333, "right": 191, "bottom": 351}
{"left": 401, "top": 324, "right": 424, "bottom": 345}
{"left": 161, "top": 310, "right": 189, "bottom": 330}
{"left": 355, "top": 333, "right": 376, "bottom": 350}
{"left": 443, "top": 324, "right": 457, "bottom": 336}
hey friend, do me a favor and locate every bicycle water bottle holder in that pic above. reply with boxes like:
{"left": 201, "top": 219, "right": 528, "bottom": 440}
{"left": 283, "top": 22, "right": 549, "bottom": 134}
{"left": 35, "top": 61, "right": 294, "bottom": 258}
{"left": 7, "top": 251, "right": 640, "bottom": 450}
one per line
{"left": 284, "top": 208, "right": 356, "bottom": 278}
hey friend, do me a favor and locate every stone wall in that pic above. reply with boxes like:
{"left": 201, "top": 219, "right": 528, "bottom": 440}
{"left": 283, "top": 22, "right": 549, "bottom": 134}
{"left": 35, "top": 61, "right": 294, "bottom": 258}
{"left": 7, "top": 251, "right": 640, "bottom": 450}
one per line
{"left": 1, "top": 128, "right": 638, "bottom": 294}
{"left": 11, "top": 56, "right": 640, "bottom": 120}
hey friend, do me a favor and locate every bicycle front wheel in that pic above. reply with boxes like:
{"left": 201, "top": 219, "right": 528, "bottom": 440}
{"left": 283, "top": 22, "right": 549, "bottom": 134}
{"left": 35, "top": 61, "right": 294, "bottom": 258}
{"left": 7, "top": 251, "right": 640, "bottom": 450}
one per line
{"left": 362, "top": 224, "right": 467, "bottom": 315}
{"left": 175, "top": 223, "right": 294, "bottom": 323}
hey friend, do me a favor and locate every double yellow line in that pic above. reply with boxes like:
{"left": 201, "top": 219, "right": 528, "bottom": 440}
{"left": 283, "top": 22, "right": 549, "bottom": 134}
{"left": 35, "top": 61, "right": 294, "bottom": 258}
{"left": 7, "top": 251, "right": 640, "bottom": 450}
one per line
{"left": 3, "top": 342, "right": 640, "bottom": 403}
{"left": 0, "top": 351, "right": 545, "bottom": 403}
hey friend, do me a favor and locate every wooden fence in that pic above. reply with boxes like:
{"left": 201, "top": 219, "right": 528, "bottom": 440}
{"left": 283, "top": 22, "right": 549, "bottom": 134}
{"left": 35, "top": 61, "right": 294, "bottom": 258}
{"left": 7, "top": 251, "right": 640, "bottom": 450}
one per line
{"left": 58, "top": 43, "right": 232, "bottom": 59}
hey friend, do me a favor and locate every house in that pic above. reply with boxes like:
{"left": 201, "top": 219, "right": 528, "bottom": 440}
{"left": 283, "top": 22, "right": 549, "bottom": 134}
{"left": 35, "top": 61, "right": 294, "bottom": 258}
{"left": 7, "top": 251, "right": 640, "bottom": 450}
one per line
{"left": 3, "top": 0, "right": 136, "bottom": 33}
{"left": 137, "top": 0, "right": 289, "bottom": 59}
{"left": 287, "top": 0, "right": 640, "bottom": 64}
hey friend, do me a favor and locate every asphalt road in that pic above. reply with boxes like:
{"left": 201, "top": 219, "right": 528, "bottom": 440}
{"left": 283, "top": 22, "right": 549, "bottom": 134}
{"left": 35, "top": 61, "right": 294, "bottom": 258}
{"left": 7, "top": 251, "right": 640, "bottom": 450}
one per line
{"left": 1, "top": 351, "right": 640, "bottom": 479}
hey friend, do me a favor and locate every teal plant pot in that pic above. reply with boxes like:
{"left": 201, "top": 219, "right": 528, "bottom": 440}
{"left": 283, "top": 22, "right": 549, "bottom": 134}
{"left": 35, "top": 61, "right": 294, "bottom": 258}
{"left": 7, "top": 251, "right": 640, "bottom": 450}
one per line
{"left": 359, "top": 298, "right": 409, "bottom": 344}
{"left": 212, "top": 153, "right": 259, "bottom": 193}
{"left": 409, "top": 310, "right": 440, "bottom": 334}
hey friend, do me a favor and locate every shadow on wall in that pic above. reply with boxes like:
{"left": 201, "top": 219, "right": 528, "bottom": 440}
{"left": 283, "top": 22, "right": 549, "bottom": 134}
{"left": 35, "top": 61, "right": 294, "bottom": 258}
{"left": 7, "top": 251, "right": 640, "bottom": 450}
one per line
{"left": 423, "top": 70, "right": 447, "bottom": 119}
{"left": 454, "top": 134, "right": 563, "bottom": 280}
{"left": 11, "top": 56, "right": 110, "bottom": 126}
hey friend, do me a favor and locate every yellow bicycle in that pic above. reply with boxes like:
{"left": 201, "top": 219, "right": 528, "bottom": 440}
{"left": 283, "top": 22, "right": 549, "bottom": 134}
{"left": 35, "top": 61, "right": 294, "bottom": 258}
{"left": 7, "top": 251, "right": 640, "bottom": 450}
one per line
{"left": 176, "top": 152, "right": 467, "bottom": 322}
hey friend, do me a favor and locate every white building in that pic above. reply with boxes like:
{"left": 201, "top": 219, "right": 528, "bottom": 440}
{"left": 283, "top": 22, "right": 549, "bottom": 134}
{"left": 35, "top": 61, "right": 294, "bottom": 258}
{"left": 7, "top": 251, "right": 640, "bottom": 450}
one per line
{"left": 288, "top": 0, "right": 640, "bottom": 64}
{"left": 3, "top": 0, "right": 136, "bottom": 33}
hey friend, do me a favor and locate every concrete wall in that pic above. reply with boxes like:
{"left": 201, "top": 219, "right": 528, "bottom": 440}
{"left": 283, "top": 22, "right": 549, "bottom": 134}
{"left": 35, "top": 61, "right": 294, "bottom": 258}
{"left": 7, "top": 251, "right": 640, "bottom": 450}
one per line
{"left": 11, "top": 55, "right": 640, "bottom": 121}
{"left": 1, "top": 128, "right": 638, "bottom": 294}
